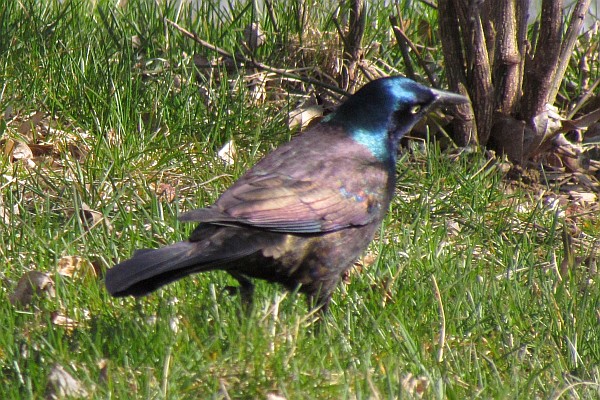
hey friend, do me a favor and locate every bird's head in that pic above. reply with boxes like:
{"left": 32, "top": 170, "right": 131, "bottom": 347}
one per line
{"left": 324, "top": 76, "right": 469, "bottom": 161}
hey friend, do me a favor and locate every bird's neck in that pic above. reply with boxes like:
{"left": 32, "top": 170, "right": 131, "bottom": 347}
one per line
{"left": 324, "top": 101, "right": 399, "bottom": 163}
{"left": 345, "top": 127, "right": 396, "bottom": 163}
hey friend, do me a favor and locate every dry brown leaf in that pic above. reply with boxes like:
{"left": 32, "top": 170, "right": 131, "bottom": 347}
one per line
{"left": 131, "top": 35, "right": 141, "bottom": 49}
{"left": 569, "top": 190, "right": 597, "bottom": 204}
{"left": 401, "top": 373, "right": 429, "bottom": 398}
{"left": 46, "top": 364, "right": 89, "bottom": 399}
{"left": 27, "top": 143, "right": 54, "bottom": 157}
{"left": 584, "top": 122, "right": 600, "bottom": 143}
{"left": 67, "top": 142, "right": 88, "bottom": 162}
{"left": 17, "top": 111, "right": 45, "bottom": 138}
{"left": 288, "top": 105, "right": 324, "bottom": 130}
{"left": 243, "top": 22, "right": 266, "bottom": 52}
{"left": 266, "top": 393, "right": 287, "bottom": 400}
{"left": 155, "top": 182, "right": 177, "bottom": 203}
{"left": 51, "top": 311, "right": 79, "bottom": 332}
{"left": 10, "top": 140, "right": 34, "bottom": 164}
{"left": 76, "top": 203, "right": 107, "bottom": 231}
{"left": 533, "top": 105, "right": 564, "bottom": 143}
{"left": 0, "top": 191, "right": 18, "bottom": 224}
{"left": 9, "top": 271, "right": 55, "bottom": 306}
{"left": 360, "top": 251, "right": 378, "bottom": 268}
{"left": 218, "top": 139, "right": 236, "bottom": 166}
{"left": 446, "top": 218, "right": 462, "bottom": 237}
{"left": 97, "top": 359, "right": 109, "bottom": 384}
{"left": 104, "top": 128, "right": 118, "bottom": 146}
{"left": 57, "top": 256, "right": 97, "bottom": 278}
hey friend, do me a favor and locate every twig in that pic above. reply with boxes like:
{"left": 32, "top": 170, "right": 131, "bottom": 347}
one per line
{"left": 438, "top": 0, "right": 477, "bottom": 146}
{"left": 164, "top": 18, "right": 349, "bottom": 96}
{"left": 431, "top": 274, "right": 445, "bottom": 363}
{"left": 417, "top": 0, "right": 438, "bottom": 9}
{"left": 550, "top": 382, "right": 600, "bottom": 400}
{"left": 564, "top": 106, "right": 600, "bottom": 131}
{"left": 548, "top": 0, "right": 592, "bottom": 105}
{"left": 568, "top": 76, "right": 600, "bottom": 119}
{"left": 161, "top": 345, "right": 172, "bottom": 399}
{"left": 391, "top": 3, "right": 438, "bottom": 86}
{"left": 264, "top": 0, "right": 279, "bottom": 33}
{"left": 389, "top": 15, "right": 416, "bottom": 81}
{"left": 331, "top": 15, "right": 370, "bottom": 92}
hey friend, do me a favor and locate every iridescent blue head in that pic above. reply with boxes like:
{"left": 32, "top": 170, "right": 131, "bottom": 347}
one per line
{"left": 323, "top": 77, "right": 468, "bottom": 162}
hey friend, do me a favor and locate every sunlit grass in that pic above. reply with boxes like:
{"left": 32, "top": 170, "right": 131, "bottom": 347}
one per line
{"left": 1, "top": 0, "right": 599, "bottom": 398}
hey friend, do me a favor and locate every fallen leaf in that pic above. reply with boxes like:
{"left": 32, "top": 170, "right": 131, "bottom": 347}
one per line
{"left": 46, "top": 364, "right": 89, "bottom": 399}
{"left": 51, "top": 311, "right": 79, "bottom": 331}
{"left": 401, "top": 373, "right": 429, "bottom": 398}
{"left": 288, "top": 105, "right": 324, "bottom": 130}
{"left": 104, "top": 128, "right": 118, "bottom": 146}
{"left": 218, "top": 139, "right": 236, "bottom": 166}
{"left": 67, "top": 142, "right": 88, "bottom": 162}
{"left": 17, "top": 111, "right": 45, "bottom": 139}
{"left": 243, "top": 22, "right": 266, "bottom": 52}
{"left": 73, "top": 203, "right": 108, "bottom": 231}
{"left": 569, "top": 190, "right": 597, "bottom": 204}
{"left": 131, "top": 35, "right": 141, "bottom": 49}
{"left": 446, "top": 218, "right": 462, "bottom": 236}
{"left": 10, "top": 141, "right": 34, "bottom": 166}
{"left": 97, "top": 359, "right": 108, "bottom": 384}
{"left": 155, "top": 182, "right": 177, "bottom": 203}
{"left": 57, "top": 256, "right": 97, "bottom": 278}
{"left": 266, "top": 393, "right": 287, "bottom": 400}
{"left": 9, "top": 271, "right": 55, "bottom": 306}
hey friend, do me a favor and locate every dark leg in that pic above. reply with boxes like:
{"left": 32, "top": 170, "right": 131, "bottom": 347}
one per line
{"left": 226, "top": 272, "right": 254, "bottom": 314}
{"left": 306, "top": 285, "right": 334, "bottom": 316}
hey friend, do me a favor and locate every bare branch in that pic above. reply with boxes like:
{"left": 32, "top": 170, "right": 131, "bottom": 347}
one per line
{"left": 390, "top": 4, "right": 438, "bottom": 86}
{"left": 389, "top": 15, "right": 416, "bottom": 81}
{"left": 460, "top": 0, "right": 494, "bottom": 144}
{"left": 438, "top": 0, "right": 476, "bottom": 146}
{"left": 164, "top": 18, "right": 349, "bottom": 96}
{"left": 493, "top": 0, "right": 523, "bottom": 115}
{"left": 521, "top": 0, "right": 563, "bottom": 120}
{"left": 548, "top": 0, "right": 592, "bottom": 104}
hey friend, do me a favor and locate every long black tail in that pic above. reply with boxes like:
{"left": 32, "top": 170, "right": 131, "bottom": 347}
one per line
{"left": 105, "top": 225, "right": 282, "bottom": 297}
{"left": 105, "top": 241, "right": 210, "bottom": 297}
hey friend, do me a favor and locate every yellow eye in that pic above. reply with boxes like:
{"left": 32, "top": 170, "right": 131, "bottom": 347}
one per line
{"left": 410, "top": 105, "right": 421, "bottom": 114}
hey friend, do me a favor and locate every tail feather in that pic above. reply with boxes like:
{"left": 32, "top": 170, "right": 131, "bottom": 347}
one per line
{"left": 106, "top": 239, "right": 262, "bottom": 297}
{"left": 105, "top": 225, "right": 281, "bottom": 297}
{"left": 105, "top": 241, "right": 204, "bottom": 297}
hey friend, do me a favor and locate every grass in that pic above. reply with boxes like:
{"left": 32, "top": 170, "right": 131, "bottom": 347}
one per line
{"left": 1, "top": 0, "right": 599, "bottom": 398}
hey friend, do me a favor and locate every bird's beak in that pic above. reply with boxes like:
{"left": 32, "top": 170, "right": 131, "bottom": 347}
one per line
{"left": 430, "top": 88, "right": 470, "bottom": 105}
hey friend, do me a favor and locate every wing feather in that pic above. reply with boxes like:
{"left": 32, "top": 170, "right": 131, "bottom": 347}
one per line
{"left": 179, "top": 173, "right": 385, "bottom": 233}
{"left": 179, "top": 127, "right": 391, "bottom": 233}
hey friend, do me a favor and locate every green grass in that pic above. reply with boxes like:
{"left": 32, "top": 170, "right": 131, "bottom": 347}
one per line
{"left": 1, "top": 0, "right": 599, "bottom": 398}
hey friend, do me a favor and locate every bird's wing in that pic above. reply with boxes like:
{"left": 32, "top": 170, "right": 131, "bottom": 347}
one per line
{"left": 179, "top": 172, "right": 386, "bottom": 233}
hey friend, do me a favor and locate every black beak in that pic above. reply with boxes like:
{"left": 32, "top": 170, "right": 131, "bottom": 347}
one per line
{"left": 430, "top": 88, "right": 470, "bottom": 105}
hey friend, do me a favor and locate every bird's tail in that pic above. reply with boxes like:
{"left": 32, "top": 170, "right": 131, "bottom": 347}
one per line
{"left": 105, "top": 241, "right": 212, "bottom": 297}
{"left": 105, "top": 224, "right": 280, "bottom": 297}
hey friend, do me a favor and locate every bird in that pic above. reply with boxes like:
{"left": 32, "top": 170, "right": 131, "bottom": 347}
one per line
{"left": 105, "top": 76, "right": 468, "bottom": 313}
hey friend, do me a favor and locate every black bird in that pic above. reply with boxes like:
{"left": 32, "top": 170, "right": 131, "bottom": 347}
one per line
{"left": 105, "top": 77, "right": 468, "bottom": 313}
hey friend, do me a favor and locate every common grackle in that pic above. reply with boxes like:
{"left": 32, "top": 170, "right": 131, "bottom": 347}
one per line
{"left": 105, "top": 76, "right": 468, "bottom": 313}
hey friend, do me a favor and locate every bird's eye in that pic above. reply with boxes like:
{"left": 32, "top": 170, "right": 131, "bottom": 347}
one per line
{"left": 410, "top": 105, "right": 421, "bottom": 114}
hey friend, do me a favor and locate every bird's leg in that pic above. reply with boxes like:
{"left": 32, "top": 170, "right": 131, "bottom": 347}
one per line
{"left": 225, "top": 272, "right": 254, "bottom": 314}
{"left": 306, "top": 288, "right": 333, "bottom": 316}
